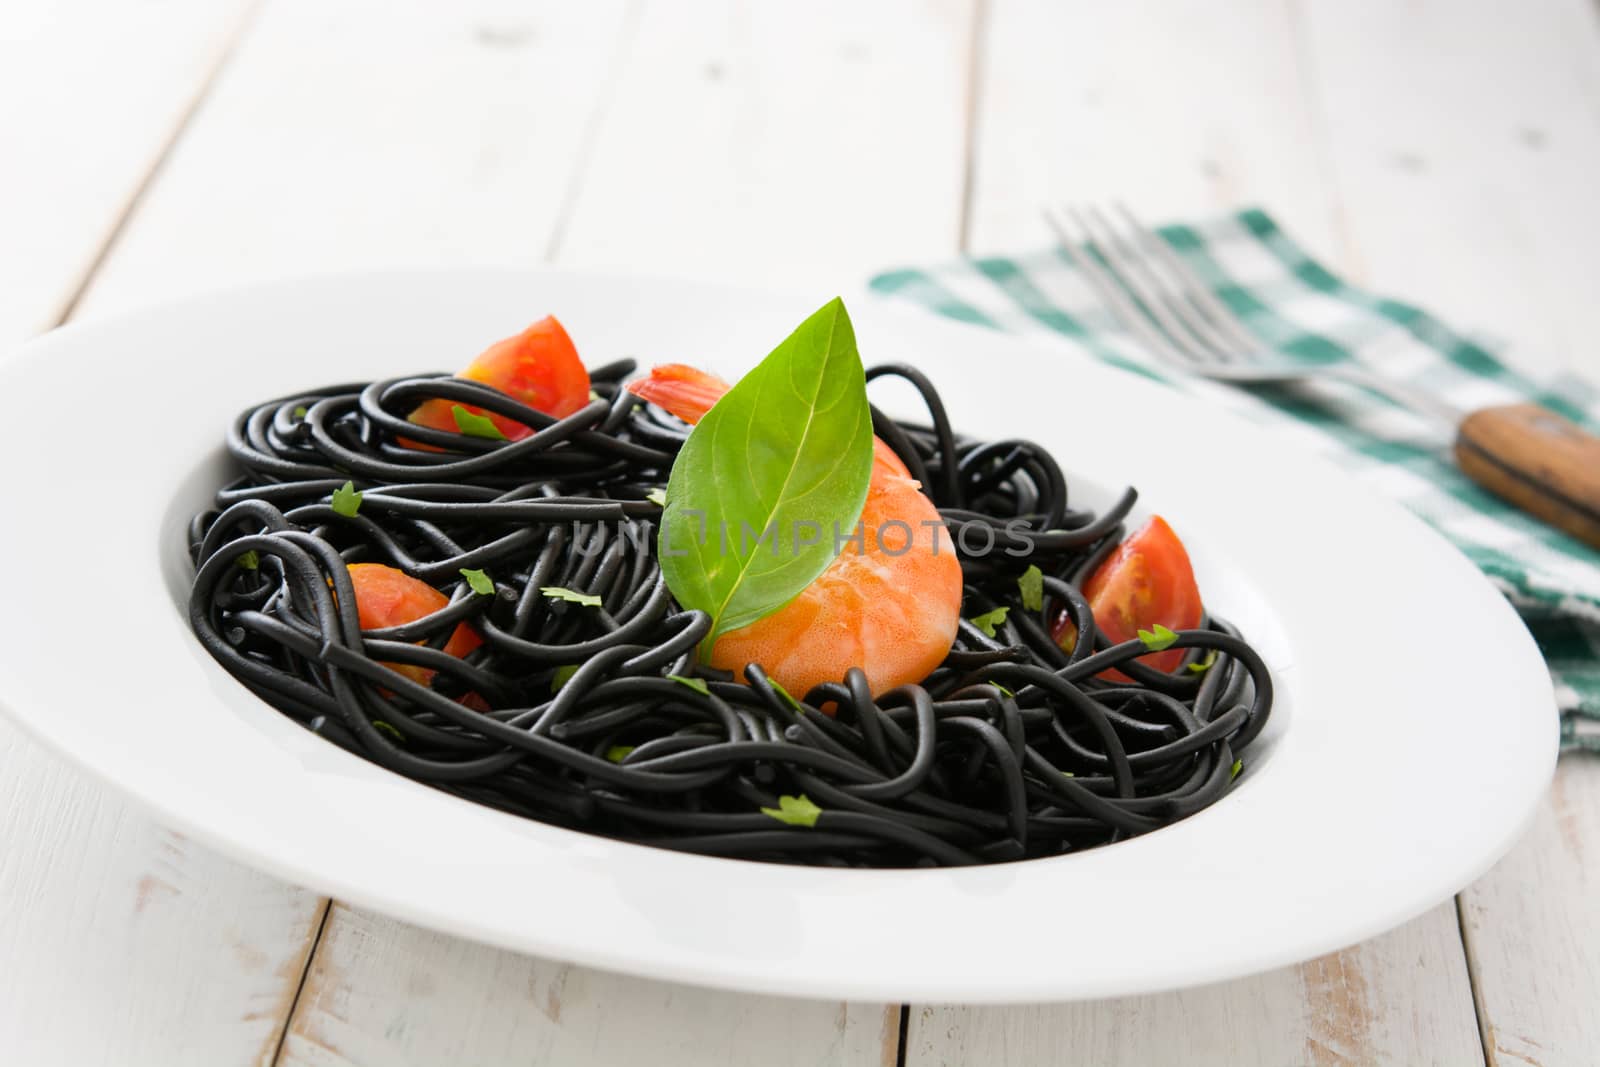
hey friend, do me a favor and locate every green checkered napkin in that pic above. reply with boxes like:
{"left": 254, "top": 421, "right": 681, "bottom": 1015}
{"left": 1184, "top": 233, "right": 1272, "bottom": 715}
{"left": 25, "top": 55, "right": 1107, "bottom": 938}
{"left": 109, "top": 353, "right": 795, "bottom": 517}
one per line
{"left": 870, "top": 209, "right": 1600, "bottom": 752}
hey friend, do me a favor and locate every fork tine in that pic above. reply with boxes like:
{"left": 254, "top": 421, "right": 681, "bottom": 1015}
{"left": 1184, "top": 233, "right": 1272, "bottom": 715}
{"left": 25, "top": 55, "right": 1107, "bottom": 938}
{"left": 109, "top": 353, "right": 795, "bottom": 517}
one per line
{"left": 1077, "top": 205, "right": 1239, "bottom": 368}
{"left": 1112, "top": 202, "right": 1265, "bottom": 360}
{"left": 1042, "top": 206, "right": 1193, "bottom": 370}
{"left": 1098, "top": 203, "right": 1464, "bottom": 424}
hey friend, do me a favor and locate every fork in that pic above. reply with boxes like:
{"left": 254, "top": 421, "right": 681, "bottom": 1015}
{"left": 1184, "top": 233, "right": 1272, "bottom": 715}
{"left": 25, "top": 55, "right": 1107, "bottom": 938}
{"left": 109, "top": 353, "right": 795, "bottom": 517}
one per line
{"left": 1044, "top": 204, "right": 1600, "bottom": 551}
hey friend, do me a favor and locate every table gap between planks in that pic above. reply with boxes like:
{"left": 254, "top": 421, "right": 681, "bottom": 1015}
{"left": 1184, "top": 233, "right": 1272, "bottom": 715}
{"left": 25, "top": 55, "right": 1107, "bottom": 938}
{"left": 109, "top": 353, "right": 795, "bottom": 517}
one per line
{"left": 3, "top": 1, "right": 1598, "bottom": 1064}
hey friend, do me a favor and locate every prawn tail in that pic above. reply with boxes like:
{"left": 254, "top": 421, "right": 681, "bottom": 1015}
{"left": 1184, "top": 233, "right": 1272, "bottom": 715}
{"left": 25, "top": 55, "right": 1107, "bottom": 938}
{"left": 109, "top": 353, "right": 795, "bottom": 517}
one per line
{"left": 626, "top": 363, "right": 731, "bottom": 426}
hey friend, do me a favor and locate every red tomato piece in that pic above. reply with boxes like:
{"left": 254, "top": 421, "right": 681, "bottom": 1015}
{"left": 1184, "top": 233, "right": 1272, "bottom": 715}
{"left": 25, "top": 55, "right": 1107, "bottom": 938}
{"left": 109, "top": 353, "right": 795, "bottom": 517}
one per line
{"left": 1052, "top": 516, "right": 1202, "bottom": 678}
{"left": 346, "top": 563, "right": 483, "bottom": 698}
{"left": 407, "top": 315, "right": 591, "bottom": 444}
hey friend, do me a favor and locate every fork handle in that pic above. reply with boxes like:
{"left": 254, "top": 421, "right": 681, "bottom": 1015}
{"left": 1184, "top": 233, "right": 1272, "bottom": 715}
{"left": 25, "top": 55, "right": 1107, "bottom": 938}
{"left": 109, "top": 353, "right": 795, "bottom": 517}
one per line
{"left": 1454, "top": 403, "right": 1600, "bottom": 550}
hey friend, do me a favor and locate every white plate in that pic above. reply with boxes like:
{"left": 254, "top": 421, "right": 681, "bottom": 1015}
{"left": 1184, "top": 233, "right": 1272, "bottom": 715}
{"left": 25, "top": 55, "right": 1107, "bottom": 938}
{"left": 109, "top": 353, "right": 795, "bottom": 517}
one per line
{"left": 0, "top": 270, "right": 1555, "bottom": 1003}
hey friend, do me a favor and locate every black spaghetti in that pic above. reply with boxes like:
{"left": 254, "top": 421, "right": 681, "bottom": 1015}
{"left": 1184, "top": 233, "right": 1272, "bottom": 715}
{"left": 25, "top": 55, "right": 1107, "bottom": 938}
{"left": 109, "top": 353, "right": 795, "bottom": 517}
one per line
{"left": 187, "top": 358, "right": 1271, "bottom": 867}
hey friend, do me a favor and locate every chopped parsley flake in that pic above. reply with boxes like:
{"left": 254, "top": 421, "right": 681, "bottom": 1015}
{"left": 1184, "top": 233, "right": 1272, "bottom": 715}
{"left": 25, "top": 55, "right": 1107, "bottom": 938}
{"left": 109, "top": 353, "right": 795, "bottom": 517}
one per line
{"left": 330, "top": 481, "right": 362, "bottom": 517}
{"left": 1018, "top": 565, "right": 1044, "bottom": 612}
{"left": 968, "top": 606, "right": 1009, "bottom": 638}
{"left": 460, "top": 568, "right": 494, "bottom": 596}
{"left": 451, "top": 405, "right": 508, "bottom": 440}
{"left": 1137, "top": 623, "right": 1179, "bottom": 652}
{"left": 761, "top": 794, "right": 822, "bottom": 828}
{"left": 541, "top": 586, "right": 601, "bottom": 607}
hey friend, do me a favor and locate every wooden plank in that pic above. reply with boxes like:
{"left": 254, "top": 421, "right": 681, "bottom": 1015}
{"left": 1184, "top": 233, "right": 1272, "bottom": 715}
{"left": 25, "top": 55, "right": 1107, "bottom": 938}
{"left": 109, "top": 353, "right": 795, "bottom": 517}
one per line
{"left": 0, "top": 728, "right": 328, "bottom": 1066}
{"left": 78, "top": 0, "right": 634, "bottom": 318}
{"left": 262, "top": 1, "right": 974, "bottom": 1059}
{"left": 1295, "top": 3, "right": 1600, "bottom": 1061}
{"left": 0, "top": 4, "right": 334, "bottom": 1064}
{"left": 0, "top": 0, "right": 255, "bottom": 346}
{"left": 256, "top": 1, "right": 976, "bottom": 1059}
{"left": 938, "top": 1, "right": 1499, "bottom": 1062}
{"left": 1294, "top": 0, "right": 1600, "bottom": 376}
{"left": 3, "top": 1, "right": 637, "bottom": 1063}
{"left": 71, "top": 0, "right": 980, "bottom": 1061}
{"left": 905, "top": 905, "right": 1484, "bottom": 1067}
{"left": 963, "top": 0, "right": 1347, "bottom": 262}
{"left": 1459, "top": 760, "right": 1600, "bottom": 1066}
{"left": 552, "top": 0, "right": 978, "bottom": 290}
{"left": 278, "top": 906, "right": 900, "bottom": 1067}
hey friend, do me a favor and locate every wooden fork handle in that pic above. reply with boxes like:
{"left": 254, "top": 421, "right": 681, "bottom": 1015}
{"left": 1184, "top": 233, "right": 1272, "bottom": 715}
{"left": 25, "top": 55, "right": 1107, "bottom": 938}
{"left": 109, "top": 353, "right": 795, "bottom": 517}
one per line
{"left": 1454, "top": 403, "right": 1600, "bottom": 550}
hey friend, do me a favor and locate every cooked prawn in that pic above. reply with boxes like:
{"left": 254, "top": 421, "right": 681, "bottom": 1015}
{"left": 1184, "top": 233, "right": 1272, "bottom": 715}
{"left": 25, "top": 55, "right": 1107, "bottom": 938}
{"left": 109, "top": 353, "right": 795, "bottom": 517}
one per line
{"left": 628, "top": 364, "right": 963, "bottom": 699}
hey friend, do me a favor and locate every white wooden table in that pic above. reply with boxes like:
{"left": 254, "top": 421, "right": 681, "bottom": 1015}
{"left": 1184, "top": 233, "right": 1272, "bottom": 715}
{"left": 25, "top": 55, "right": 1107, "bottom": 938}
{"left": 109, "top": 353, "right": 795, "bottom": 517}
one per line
{"left": 4, "top": 1, "right": 1599, "bottom": 1063}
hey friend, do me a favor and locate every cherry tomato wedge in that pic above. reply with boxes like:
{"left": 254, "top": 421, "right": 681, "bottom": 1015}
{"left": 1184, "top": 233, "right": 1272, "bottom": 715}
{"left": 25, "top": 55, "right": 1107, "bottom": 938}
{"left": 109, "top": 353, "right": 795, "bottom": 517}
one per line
{"left": 1052, "top": 516, "right": 1202, "bottom": 678}
{"left": 407, "top": 315, "right": 591, "bottom": 443}
{"left": 346, "top": 563, "right": 483, "bottom": 700}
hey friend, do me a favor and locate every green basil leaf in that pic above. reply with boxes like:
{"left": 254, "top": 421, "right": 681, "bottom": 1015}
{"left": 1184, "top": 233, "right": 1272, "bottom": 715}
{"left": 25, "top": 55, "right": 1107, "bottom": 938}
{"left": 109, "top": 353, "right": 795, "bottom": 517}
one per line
{"left": 766, "top": 676, "right": 804, "bottom": 713}
{"left": 606, "top": 745, "right": 635, "bottom": 763}
{"left": 667, "top": 674, "right": 710, "bottom": 696}
{"left": 658, "top": 298, "right": 874, "bottom": 643}
{"left": 550, "top": 665, "right": 579, "bottom": 692}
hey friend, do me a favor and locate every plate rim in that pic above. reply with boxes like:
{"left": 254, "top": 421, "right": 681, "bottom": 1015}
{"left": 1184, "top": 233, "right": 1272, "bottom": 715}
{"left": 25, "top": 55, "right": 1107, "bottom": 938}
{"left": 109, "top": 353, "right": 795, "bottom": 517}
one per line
{"left": 0, "top": 267, "right": 1558, "bottom": 1002}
